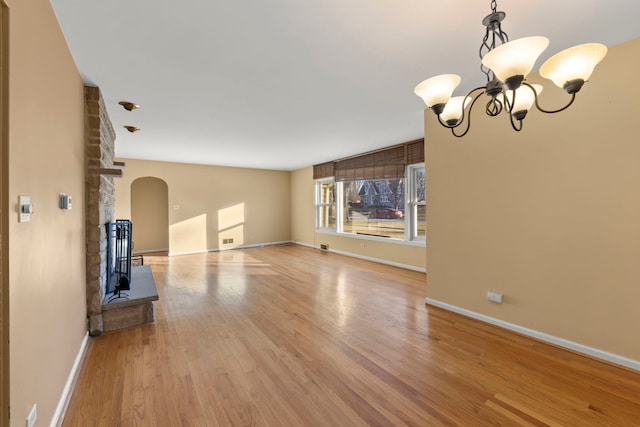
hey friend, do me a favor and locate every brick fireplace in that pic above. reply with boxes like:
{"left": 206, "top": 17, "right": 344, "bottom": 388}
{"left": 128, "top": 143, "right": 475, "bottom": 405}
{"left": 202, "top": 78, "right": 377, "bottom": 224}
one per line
{"left": 84, "top": 86, "right": 116, "bottom": 335}
{"left": 84, "top": 86, "right": 158, "bottom": 335}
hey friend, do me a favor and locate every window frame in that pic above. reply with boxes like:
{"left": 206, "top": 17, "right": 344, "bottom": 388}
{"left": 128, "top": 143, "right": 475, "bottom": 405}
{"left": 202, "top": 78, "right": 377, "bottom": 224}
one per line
{"left": 405, "top": 163, "right": 426, "bottom": 242}
{"left": 314, "top": 163, "right": 425, "bottom": 246}
{"left": 315, "top": 178, "right": 336, "bottom": 231}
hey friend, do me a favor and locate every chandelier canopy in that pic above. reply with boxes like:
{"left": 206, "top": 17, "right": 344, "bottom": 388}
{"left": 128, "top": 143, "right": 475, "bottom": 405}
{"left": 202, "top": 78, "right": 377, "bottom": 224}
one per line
{"left": 414, "top": 0, "right": 607, "bottom": 137}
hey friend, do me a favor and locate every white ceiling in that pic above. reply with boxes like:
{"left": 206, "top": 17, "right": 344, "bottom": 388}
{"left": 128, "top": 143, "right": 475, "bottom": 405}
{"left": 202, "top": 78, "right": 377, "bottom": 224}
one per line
{"left": 50, "top": 0, "right": 640, "bottom": 171}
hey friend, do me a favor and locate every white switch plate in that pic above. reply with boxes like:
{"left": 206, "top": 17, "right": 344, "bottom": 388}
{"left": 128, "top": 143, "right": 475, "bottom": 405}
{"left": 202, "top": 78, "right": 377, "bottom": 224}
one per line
{"left": 19, "top": 196, "right": 31, "bottom": 223}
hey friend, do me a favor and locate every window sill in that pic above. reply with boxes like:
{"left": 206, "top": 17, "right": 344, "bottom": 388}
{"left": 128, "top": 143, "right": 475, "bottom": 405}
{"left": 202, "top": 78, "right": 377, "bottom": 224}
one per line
{"left": 315, "top": 229, "right": 426, "bottom": 248}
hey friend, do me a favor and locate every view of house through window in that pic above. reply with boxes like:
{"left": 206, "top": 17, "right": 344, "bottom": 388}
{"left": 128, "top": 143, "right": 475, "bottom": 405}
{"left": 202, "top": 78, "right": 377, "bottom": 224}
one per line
{"left": 343, "top": 178, "right": 407, "bottom": 239}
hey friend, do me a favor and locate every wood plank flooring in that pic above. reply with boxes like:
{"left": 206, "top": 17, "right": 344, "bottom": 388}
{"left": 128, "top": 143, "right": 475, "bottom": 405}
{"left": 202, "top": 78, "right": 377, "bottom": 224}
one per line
{"left": 62, "top": 244, "right": 640, "bottom": 426}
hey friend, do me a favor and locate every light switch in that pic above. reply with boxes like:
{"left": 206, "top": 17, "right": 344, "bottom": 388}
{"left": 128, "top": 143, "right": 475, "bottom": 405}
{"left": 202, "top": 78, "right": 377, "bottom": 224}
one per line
{"left": 19, "top": 195, "right": 33, "bottom": 222}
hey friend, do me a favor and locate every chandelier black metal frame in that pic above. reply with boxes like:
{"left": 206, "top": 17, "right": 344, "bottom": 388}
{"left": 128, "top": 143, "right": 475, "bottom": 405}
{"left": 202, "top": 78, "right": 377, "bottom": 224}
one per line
{"left": 414, "top": 0, "right": 607, "bottom": 137}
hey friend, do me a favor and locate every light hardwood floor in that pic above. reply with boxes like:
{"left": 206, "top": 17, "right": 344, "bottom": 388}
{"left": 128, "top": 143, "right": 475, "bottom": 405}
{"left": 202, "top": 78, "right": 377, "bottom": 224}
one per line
{"left": 63, "top": 244, "right": 640, "bottom": 426}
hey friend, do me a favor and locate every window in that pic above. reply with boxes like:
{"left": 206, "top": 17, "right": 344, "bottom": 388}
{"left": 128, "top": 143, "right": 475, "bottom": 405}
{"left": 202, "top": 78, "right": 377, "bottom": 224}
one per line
{"left": 407, "top": 164, "right": 426, "bottom": 240}
{"left": 313, "top": 139, "right": 425, "bottom": 244}
{"left": 315, "top": 164, "right": 425, "bottom": 243}
{"left": 342, "top": 178, "right": 406, "bottom": 239}
{"left": 315, "top": 179, "right": 336, "bottom": 230}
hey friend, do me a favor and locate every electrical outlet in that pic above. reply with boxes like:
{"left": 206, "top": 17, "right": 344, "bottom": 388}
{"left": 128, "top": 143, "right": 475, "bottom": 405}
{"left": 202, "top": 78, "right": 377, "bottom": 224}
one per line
{"left": 26, "top": 404, "right": 37, "bottom": 427}
{"left": 487, "top": 290, "right": 504, "bottom": 304}
{"left": 320, "top": 244, "right": 328, "bottom": 250}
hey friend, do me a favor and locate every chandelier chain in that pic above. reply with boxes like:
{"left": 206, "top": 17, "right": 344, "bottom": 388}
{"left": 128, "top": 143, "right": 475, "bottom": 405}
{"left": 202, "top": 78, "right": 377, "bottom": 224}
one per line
{"left": 479, "top": 0, "right": 508, "bottom": 82}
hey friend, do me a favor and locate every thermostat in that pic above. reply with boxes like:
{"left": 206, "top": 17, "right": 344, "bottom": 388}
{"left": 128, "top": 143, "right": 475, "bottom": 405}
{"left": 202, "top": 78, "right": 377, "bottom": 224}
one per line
{"left": 59, "top": 193, "right": 72, "bottom": 210}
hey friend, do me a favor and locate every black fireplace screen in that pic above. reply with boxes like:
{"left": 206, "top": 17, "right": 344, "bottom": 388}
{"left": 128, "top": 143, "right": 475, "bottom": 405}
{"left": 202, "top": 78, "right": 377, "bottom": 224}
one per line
{"left": 106, "top": 219, "right": 132, "bottom": 295}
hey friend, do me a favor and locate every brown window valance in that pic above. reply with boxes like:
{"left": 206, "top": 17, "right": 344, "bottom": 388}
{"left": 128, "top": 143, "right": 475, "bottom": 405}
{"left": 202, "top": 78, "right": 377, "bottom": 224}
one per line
{"left": 312, "top": 162, "right": 334, "bottom": 180}
{"left": 313, "top": 138, "right": 424, "bottom": 181}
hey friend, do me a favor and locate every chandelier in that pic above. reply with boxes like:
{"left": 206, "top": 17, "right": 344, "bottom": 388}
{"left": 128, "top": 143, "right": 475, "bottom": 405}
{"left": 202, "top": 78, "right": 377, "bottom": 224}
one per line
{"left": 414, "top": 0, "right": 607, "bottom": 137}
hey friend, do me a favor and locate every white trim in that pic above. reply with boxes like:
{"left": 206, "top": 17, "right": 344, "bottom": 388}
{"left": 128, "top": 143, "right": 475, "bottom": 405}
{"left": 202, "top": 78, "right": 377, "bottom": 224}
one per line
{"left": 168, "top": 240, "right": 294, "bottom": 257}
{"left": 330, "top": 247, "right": 424, "bottom": 272}
{"left": 425, "top": 298, "right": 640, "bottom": 372}
{"left": 316, "top": 228, "right": 426, "bottom": 248}
{"left": 294, "top": 242, "right": 425, "bottom": 273}
{"left": 293, "top": 241, "right": 315, "bottom": 249}
{"left": 132, "top": 248, "right": 169, "bottom": 254}
{"left": 168, "top": 249, "right": 208, "bottom": 257}
{"left": 51, "top": 332, "right": 89, "bottom": 427}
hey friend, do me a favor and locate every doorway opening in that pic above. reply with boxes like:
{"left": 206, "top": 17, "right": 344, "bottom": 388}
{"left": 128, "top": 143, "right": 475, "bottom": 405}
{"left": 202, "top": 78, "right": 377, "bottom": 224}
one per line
{"left": 131, "top": 177, "right": 169, "bottom": 254}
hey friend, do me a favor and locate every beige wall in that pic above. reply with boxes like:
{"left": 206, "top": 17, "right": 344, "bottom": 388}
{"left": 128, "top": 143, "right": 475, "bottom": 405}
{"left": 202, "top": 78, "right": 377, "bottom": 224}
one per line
{"left": 131, "top": 177, "right": 169, "bottom": 252}
{"left": 290, "top": 167, "right": 426, "bottom": 271}
{"left": 425, "top": 37, "right": 640, "bottom": 361}
{"left": 115, "top": 159, "right": 291, "bottom": 254}
{"left": 7, "top": 0, "right": 87, "bottom": 425}
{"left": 290, "top": 167, "right": 316, "bottom": 245}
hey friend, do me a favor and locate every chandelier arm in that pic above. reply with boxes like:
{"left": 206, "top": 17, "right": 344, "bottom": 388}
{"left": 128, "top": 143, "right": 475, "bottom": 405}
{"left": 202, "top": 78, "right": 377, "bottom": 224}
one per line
{"left": 509, "top": 113, "right": 523, "bottom": 132}
{"left": 449, "top": 88, "right": 487, "bottom": 138}
{"left": 523, "top": 82, "right": 577, "bottom": 114}
{"left": 436, "top": 115, "right": 451, "bottom": 128}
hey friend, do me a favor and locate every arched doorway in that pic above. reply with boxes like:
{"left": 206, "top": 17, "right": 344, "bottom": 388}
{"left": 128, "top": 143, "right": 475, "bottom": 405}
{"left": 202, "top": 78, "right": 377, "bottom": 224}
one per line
{"left": 131, "top": 177, "right": 169, "bottom": 253}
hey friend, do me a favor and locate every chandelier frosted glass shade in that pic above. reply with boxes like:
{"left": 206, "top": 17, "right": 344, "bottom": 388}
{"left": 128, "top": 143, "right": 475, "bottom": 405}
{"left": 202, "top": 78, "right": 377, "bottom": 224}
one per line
{"left": 506, "top": 84, "right": 543, "bottom": 117}
{"left": 481, "top": 36, "right": 549, "bottom": 85}
{"left": 414, "top": 74, "right": 461, "bottom": 111}
{"left": 539, "top": 43, "right": 607, "bottom": 92}
{"left": 440, "top": 96, "right": 471, "bottom": 126}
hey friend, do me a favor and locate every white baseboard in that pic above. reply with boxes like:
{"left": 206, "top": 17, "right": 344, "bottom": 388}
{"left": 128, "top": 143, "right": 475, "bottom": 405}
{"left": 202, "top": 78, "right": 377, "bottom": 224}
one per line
{"left": 216, "top": 240, "right": 292, "bottom": 251}
{"left": 51, "top": 332, "right": 89, "bottom": 427}
{"left": 168, "top": 248, "right": 207, "bottom": 256}
{"left": 293, "top": 241, "right": 315, "bottom": 249}
{"left": 425, "top": 298, "right": 640, "bottom": 372}
{"left": 168, "top": 240, "right": 294, "bottom": 257}
{"left": 293, "top": 241, "right": 425, "bottom": 273}
{"left": 133, "top": 248, "right": 169, "bottom": 254}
